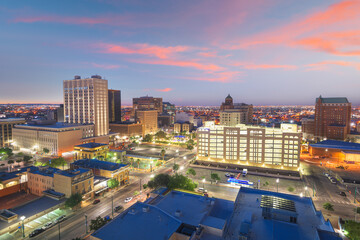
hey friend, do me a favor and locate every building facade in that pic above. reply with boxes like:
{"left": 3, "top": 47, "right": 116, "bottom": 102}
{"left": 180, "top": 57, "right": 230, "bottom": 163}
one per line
{"left": 74, "top": 143, "right": 109, "bottom": 160}
{"left": 13, "top": 122, "right": 94, "bottom": 156}
{"left": 136, "top": 110, "right": 158, "bottom": 135}
{"left": 314, "top": 96, "right": 351, "bottom": 140}
{"left": 197, "top": 124, "right": 301, "bottom": 170}
{"left": 220, "top": 94, "right": 253, "bottom": 124}
{"left": 108, "top": 89, "right": 121, "bottom": 123}
{"left": 0, "top": 118, "right": 26, "bottom": 147}
{"left": 132, "top": 96, "right": 163, "bottom": 116}
{"left": 64, "top": 75, "right": 109, "bottom": 136}
{"left": 109, "top": 122, "right": 144, "bottom": 137}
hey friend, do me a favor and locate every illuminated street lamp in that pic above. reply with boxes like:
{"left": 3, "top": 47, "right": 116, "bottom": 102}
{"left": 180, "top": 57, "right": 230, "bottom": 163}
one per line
{"left": 300, "top": 193, "right": 303, "bottom": 198}
{"left": 183, "top": 156, "right": 187, "bottom": 160}
{"left": 180, "top": 166, "right": 184, "bottom": 171}
{"left": 202, "top": 178, "right": 205, "bottom": 188}
{"left": 304, "top": 186, "right": 308, "bottom": 197}
{"left": 276, "top": 178, "right": 279, "bottom": 192}
{"left": 20, "top": 216, "right": 25, "bottom": 238}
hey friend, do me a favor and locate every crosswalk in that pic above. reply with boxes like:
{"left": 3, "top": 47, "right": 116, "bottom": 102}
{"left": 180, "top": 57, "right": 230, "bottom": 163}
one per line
{"left": 313, "top": 196, "right": 354, "bottom": 205}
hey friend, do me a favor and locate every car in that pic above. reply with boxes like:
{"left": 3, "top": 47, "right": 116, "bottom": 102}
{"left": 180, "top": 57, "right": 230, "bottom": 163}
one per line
{"left": 229, "top": 174, "right": 235, "bottom": 178}
{"left": 43, "top": 222, "right": 54, "bottom": 229}
{"left": 54, "top": 215, "right": 66, "bottom": 223}
{"left": 339, "top": 191, "right": 347, "bottom": 197}
{"left": 114, "top": 205, "right": 123, "bottom": 212}
{"left": 93, "top": 199, "right": 101, "bottom": 204}
{"left": 242, "top": 169, "right": 248, "bottom": 177}
{"left": 324, "top": 173, "right": 330, "bottom": 177}
{"left": 124, "top": 197, "right": 133, "bottom": 203}
{"left": 225, "top": 173, "right": 231, "bottom": 177}
{"left": 197, "top": 188, "right": 208, "bottom": 193}
{"left": 330, "top": 178, "right": 336, "bottom": 184}
{"left": 29, "top": 228, "right": 45, "bottom": 238}
{"left": 104, "top": 215, "right": 111, "bottom": 221}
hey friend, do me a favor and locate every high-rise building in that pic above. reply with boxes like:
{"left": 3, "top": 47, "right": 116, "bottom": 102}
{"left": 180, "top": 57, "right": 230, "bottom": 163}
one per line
{"left": 314, "top": 96, "right": 351, "bottom": 140}
{"left": 56, "top": 104, "right": 64, "bottom": 122}
{"left": 136, "top": 110, "right": 158, "bottom": 135}
{"left": 197, "top": 123, "right": 301, "bottom": 170}
{"left": 0, "top": 118, "right": 26, "bottom": 147}
{"left": 133, "top": 96, "right": 163, "bottom": 116}
{"left": 108, "top": 89, "right": 121, "bottom": 123}
{"left": 64, "top": 75, "right": 109, "bottom": 136}
{"left": 219, "top": 94, "right": 253, "bottom": 125}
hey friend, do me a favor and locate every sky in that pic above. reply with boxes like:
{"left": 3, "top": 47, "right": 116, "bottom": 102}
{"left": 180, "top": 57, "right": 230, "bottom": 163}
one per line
{"left": 0, "top": 0, "right": 359, "bottom": 106}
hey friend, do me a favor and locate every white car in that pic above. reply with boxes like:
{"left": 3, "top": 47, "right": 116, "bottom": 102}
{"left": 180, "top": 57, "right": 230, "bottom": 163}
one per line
{"left": 330, "top": 178, "right": 336, "bottom": 184}
{"left": 197, "top": 188, "right": 208, "bottom": 193}
{"left": 124, "top": 197, "right": 133, "bottom": 203}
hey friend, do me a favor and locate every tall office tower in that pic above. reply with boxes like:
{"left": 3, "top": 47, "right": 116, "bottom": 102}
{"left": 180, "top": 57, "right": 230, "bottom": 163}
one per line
{"left": 108, "top": 89, "right": 121, "bottom": 123}
{"left": 64, "top": 75, "right": 109, "bottom": 136}
{"left": 219, "top": 94, "right": 253, "bottom": 125}
{"left": 56, "top": 104, "right": 64, "bottom": 122}
{"left": 132, "top": 96, "right": 163, "bottom": 116}
{"left": 314, "top": 96, "right": 351, "bottom": 140}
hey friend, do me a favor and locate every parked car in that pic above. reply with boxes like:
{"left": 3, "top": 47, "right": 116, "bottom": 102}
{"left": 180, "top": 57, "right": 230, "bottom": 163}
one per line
{"left": 324, "top": 173, "right": 330, "bottom": 177}
{"left": 197, "top": 188, "right": 208, "bottom": 193}
{"left": 29, "top": 228, "right": 45, "bottom": 238}
{"left": 104, "top": 215, "right": 111, "bottom": 221}
{"left": 93, "top": 199, "right": 101, "bottom": 204}
{"left": 330, "top": 178, "right": 336, "bottom": 184}
{"left": 242, "top": 169, "right": 248, "bottom": 177}
{"left": 229, "top": 174, "right": 235, "bottom": 178}
{"left": 225, "top": 173, "right": 231, "bottom": 177}
{"left": 114, "top": 205, "right": 123, "bottom": 212}
{"left": 124, "top": 197, "right": 133, "bottom": 203}
{"left": 43, "top": 222, "right": 54, "bottom": 229}
{"left": 54, "top": 215, "right": 66, "bottom": 224}
{"left": 339, "top": 191, "right": 347, "bottom": 197}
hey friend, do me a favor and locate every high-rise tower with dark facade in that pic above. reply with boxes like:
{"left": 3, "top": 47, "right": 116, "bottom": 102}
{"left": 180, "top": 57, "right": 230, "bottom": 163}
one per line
{"left": 108, "top": 89, "right": 121, "bottom": 123}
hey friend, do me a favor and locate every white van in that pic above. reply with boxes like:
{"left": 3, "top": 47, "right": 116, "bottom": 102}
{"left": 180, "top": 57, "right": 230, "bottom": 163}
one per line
{"left": 242, "top": 169, "right": 248, "bottom": 177}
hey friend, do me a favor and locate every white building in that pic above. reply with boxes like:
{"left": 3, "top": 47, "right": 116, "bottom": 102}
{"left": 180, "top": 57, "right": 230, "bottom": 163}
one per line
{"left": 197, "top": 124, "right": 301, "bottom": 170}
{"left": 64, "top": 75, "right": 109, "bottom": 137}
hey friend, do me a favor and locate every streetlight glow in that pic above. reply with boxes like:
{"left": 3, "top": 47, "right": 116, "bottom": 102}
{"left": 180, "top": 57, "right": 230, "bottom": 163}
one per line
{"left": 20, "top": 216, "right": 25, "bottom": 220}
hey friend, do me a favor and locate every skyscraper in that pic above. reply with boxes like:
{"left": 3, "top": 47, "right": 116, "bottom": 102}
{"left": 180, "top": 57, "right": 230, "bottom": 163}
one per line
{"left": 314, "top": 96, "right": 351, "bottom": 140}
{"left": 108, "top": 89, "right": 121, "bottom": 123}
{"left": 63, "top": 75, "right": 109, "bottom": 136}
{"left": 219, "top": 94, "right": 253, "bottom": 125}
{"left": 132, "top": 96, "right": 163, "bottom": 116}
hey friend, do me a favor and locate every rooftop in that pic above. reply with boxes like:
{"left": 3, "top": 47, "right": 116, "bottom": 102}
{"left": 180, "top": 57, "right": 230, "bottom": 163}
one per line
{"left": 0, "top": 172, "right": 19, "bottom": 182}
{"left": 16, "top": 122, "right": 92, "bottom": 129}
{"left": 310, "top": 140, "right": 360, "bottom": 152}
{"left": 29, "top": 166, "right": 90, "bottom": 178}
{"left": 316, "top": 96, "right": 349, "bottom": 104}
{"left": 75, "top": 142, "right": 108, "bottom": 149}
{"left": 0, "top": 118, "right": 25, "bottom": 122}
{"left": 225, "top": 188, "right": 340, "bottom": 240}
{"left": 72, "top": 159, "right": 128, "bottom": 171}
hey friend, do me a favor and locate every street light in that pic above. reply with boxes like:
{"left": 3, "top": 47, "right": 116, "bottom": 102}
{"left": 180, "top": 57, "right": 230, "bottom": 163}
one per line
{"left": 300, "top": 193, "right": 303, "bottom": 198}
{"left": 202, "top": 178, "right": 205, "bottom": 188}
{"left": 183, "top": 156, "right": 187, "bottom": 160}
{"left": 276, "top": 178, "right": 279, "bottom": 192}
{"left": 180, "top": 166, "right": 184, "bottom": 171}
{"left": 20, "top": 216, "right": 25, "bottom": 238}
{"left": 304, "top": 186, "right": 308, "bottom": 197}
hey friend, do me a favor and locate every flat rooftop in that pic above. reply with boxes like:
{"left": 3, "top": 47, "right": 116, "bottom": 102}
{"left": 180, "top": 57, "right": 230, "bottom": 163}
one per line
{"left": 225, "top": 188, "right": 340, "bottom": 240}
{"left": 29, "top": 166, "right": 90, "bottom": 178}
{"left": 0, "top": 118, "right": 25, "bottom": 122}
{"left": 0, "top": 172, "right": 19, "bottom": 181}
{"left": 16, "top": 122, "right": 92, "bottom": 129}
{"left": 310, "top": 140, "right": 360, "bottom": 152}
{"left": 75, "top": 143, "right": 108, "bottom": 148}
{"left": 72, "top": 159, "right": 128, "bottom": 171}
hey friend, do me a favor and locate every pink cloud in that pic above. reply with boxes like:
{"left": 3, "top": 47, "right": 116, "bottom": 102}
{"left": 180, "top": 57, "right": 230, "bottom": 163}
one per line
{"left": 132, "top": 58, "right": 225, "bottom": 72}
{"left": 233, "top": 62, "right": 297, "bottom": 70}
{"left": 198, "top": 51, "right": 218, "bottom": 58}
{"left": 96, "top": 43, "right": 189, "bottom": 59}
{"left": 179, "top": 71, "right": 243, "bottom": 83}
{"left": 306, "top": 60, "right": 360, "bottom": 71}
{"left": 156, "top": 88, "right": 172, "bottom": 92}
{"left": 91, "top": 63, "right": 124, "bottom": 69}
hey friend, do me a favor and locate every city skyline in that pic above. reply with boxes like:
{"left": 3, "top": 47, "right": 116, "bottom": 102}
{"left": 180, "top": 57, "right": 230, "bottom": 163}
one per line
{"left": 1, "top": 0, "right": 360, "bottom": 106}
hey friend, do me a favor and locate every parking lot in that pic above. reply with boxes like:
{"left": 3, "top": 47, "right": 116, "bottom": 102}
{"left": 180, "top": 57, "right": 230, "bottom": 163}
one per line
{"left": 126, "top": 144, "right": 191, "bottom": 161}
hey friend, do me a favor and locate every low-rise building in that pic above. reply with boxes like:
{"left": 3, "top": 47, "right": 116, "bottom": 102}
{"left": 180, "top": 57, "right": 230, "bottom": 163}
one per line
{"left": 72, "top": 159, "right": 130, "bottom": 186}
{"left": 109, "top": 122, "right": 144, "bottom": 137}
{"left": 0, "top": 118, "right": 26, "bottom": 147}
{"left": 309, "top": 140, "right": 360, "bottom": 163}
{"left": 13, "top": 122, "right": 94, "bottom": 156}
{"left": 74, "top": 143, "right": 109, "bottom": 160}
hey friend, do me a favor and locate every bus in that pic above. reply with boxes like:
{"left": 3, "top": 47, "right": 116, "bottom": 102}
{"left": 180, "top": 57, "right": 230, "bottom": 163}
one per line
{"left": 227, "top": 178, "right": 254, "bottom": 188}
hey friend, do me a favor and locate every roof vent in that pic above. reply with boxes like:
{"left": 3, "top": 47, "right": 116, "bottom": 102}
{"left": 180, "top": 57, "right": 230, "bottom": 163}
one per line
{"left": 74, "top": 75, "right": 81, "bottom": 79}
{"left": 175, "top": 210, "right": 182, "bottom": 217}
{"left": 91, "top": 75, "right": 102, "bottom": 79}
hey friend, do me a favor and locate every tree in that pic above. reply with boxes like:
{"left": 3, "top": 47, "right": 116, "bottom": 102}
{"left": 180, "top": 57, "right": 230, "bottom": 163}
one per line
{"left": 186, "top": 168, "right": 196, "bottom": 177}
{"left": 344, "top": 220, "right": 360, "bottom": 240}
{"left": 43, "top": 148, "right": 50, "bottom": 154}
{"left": 143, "top": 184, "right": 148, "bottom": 189}
{"left": 147, "top": 173, "right": 171, "bottom": 189}
{"left": 45, "top": 157, "right": 67, "bottom": 169}
{"left": 173, "top": 164, "right": 179, "bottom": 172}
{"left": 187, "top": 144, "right": 194, "bottom": 150}
{"left": 323, "top": 202, "right": 334, "bottom": 211}
{"left": 0, "top": 148, "right": 13, "bottom": 157}
{"left": 160, "top": 148, "right": 166, "bottom": 161}
{"left": 107, "top": 179, "right": 119, "bottom": 189}
{"left": 210, "top": 173, "right": 220, "bottom": 183}
{"left": 168, "top": 173, "right": 197, "bottom": 191}
{"left": 142, "top": 134, "right": 153, "bottom": 142}
{"left": 287, "top": 186, "right": 295, "bottom": 192}
{"left": 23, "top": 155, "right": 32, "bottom": 163}
{"left": 136, "top": 159, "right": 141, "bottom": 169}
{"left": 155, "top": 131, "right": 166, "bottom": 139}
{"left": 133, "top": 191, "right": 139, "bottom": 196}
{"left": 90, "top": 216, "right": 110, "bottom": 231}
{"left": 65, "top": 193, "right": 82, "bottom": 208}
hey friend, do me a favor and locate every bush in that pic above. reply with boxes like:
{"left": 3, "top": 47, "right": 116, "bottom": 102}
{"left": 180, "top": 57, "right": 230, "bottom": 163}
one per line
{"left": 65, "top": 193, "right": 82, "bottom": 208}
{"left": 323, "top": 202, "right": 334, "bottom": 211}
{"left": 287, "top": 186, "right": 295, "bottom": 192}
{"left": 173, "top": 164, "right": 179, "bottom": 172}
{"left": 344, "top": 220, "right": 360, "bottom": 240}
{"left": 147, "top": 173, "right": 197, "bottom": 191}
{"left": 107, "top": 179, "right": 119, "bottom": 189}
{"left": 142, "top": 134, "right": 153, "bottom": 142}
{"left": 90, "top": 216, "right": 111, "bottom": 231}
{"left": 186, "top": 168, "right": 196, "bottom": 177}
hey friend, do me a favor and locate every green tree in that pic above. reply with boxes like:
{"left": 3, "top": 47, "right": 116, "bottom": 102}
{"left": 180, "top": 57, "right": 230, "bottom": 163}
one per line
{"left": 323, "top": 202, "right": 334, "bottom": 211}
{"left": 143, "top": 184, "right": 148, "bottom": 189}
{"left": 90, "top": 216, "right": 110, "bottom": 231}
{"left": 168, "top": 173, "right": 197, "bottom": 191}
{"left": 43, "top": 148, "right": 50, "bottom": 154}
{"left": 155, "top": 131, "right": 167, "bottom": 139}
{"left": 45, "top": 157, "right": 67, "bottom": 169}
{"left": 136, "top": 159, "right": 141, "bottom": 169}
{"left": 23, "top": 155, "right": 32, "bottom": 163}
{"left": 344, "top": 220, "right": 360, "bottom": 240}
{"left": 173, "top": 163, "right": 179, "bottom": 172}
{"left": 142, "top": 134, "right": 153, "bottom": 142}
{"left": 210, "top": 173, "right": 220, "bottom": 183}
{"left": 160, "top": 148, "right": 166, "bottom": 161}
{"left": 186, "top": 168, "right": 196, "bottom": 177}
{"left": 187, "top": 144, "right": 194, "bottom": 150}
{"left": 134, "top": 191, "right": 139, "bottom": 196}
{"left": 147, "top": 173, "right": 171, "bottom": 189}
{"left": 65, "top": 193, "right": 82, "bottom": 208}
{"left": 107, "top": 179, "right": 119, "bottom": 189}
{"left": 287, "top": 186, "right": 295, "bottom": 192}
{"left": 0, "top": 148, "right": 13, "bottom": 157}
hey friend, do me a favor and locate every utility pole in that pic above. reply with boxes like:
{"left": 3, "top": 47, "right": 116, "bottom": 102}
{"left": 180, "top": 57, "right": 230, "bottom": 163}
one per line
{"left": 85, "top": 214, "right": 88, "bottom": 234}
{"left": 111, "top": 195, "right": 114, "bottom": 218}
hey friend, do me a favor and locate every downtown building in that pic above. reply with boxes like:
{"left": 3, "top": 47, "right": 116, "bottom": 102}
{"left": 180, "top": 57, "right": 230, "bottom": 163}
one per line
{"left": 196, "top": 123, "right": 301, "bottom": 170}
{"left": 0, "top": 118, "right": 26, "bottom": 147}
{"left": 108, "top": 89, "right": 121, "bottom": 123}
{"left": 220, "top": 94, "right": 253, "bottom": 125}
{"left": 132, "top": 96, "right": 163, "bottom": 116}
{"left": 63, "top": 75, "right": 109, "bottom": 137}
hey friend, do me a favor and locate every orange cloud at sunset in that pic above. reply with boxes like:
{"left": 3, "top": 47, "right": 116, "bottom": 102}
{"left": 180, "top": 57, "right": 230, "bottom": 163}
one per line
{"left": 156, "top": 88, "right": 172, "bottom": 92}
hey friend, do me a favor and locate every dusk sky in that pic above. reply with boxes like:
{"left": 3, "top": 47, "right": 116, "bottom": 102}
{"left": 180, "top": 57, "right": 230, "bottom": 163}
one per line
{"left": 1, "top": 0, "right": 359, "bottom": 106}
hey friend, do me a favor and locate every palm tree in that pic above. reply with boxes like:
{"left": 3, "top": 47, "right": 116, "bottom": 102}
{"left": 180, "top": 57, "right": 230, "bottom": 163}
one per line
{"left": 136, "top": 159, "right": 141, "bottom": 169}
{"left": 160, "top": 148, "right": 166, "bottom": 161}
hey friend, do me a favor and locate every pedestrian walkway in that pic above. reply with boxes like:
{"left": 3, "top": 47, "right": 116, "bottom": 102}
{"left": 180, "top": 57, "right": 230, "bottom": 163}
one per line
{"left": 314, "top": 196, "right": 354, "bottom": 206}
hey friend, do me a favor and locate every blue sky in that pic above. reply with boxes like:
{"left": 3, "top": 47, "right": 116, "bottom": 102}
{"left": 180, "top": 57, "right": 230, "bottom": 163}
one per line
{"left": 0, "top": 0, "right": 359, "bottom": 106}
